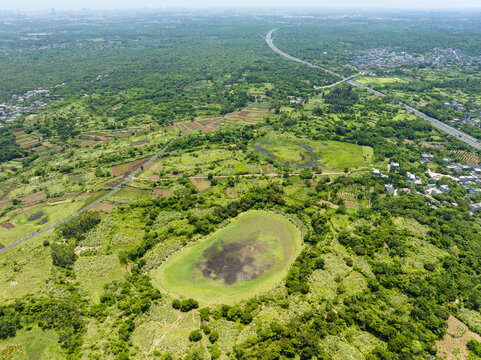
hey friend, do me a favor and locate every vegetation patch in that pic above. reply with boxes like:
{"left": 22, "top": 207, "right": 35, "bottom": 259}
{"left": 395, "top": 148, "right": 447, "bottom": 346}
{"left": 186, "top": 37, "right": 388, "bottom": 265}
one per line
{"left": 435, "top": 315, "right": 481, "bottom": 360}
{"left": 254, "top": 133, "right": 373, "bottom": 170}
{"left": 151, "top": 210, "right": 302, "bottom": 304}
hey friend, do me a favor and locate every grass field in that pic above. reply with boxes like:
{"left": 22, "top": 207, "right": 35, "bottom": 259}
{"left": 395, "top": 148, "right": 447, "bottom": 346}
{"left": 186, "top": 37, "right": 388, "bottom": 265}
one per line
{"left": 254, "top": 133, "right": 373, "bottom": 170}
{"left": 151, "top": 210, "right": 302, "bottom": 305}
{"left": 74, "top": 254, "right": 126, "bottom": 303}
{"left": 0, "top": 201, "right": 81, "bottom": 247}
{"left": 0, "top": 326, "right": 64, "bottom": 359}
{"left": 356, "top": 76, "right": 408, "bottom": 86}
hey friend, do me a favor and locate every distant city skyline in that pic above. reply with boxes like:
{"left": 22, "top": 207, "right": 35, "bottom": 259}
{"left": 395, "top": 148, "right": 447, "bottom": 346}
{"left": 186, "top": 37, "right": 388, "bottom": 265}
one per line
{"left": 2, "top": 0, "right": 481, "bottom": 11}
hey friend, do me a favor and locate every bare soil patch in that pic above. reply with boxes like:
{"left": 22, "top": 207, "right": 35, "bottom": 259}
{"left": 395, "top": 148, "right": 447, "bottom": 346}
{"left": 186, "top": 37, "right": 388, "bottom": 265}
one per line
{"left": 153, "top": 189, "right": 172, "bottom": 198}
{"left": 38, "top": 216, "right": 48, "bottom": 225}
{"left": 128, "top": 157, "right": 150, "bottom": 172}
{"left": 0, "top": 183, "right": 15, "bottom": 201}
{"left": 190, "top": 177, "right": 211, "bottom": 192}
{"left": 0, "top": 243, "right": 4, "bottom": 250}
{"left": 19, "top": 191, "right": 46, "bottom": 204}
{"left": 81, "top": 139, "right": 102, "bottom": 147}
{"left": 82, "top": 131, "right": 110, "bottom": 141}
{"left": 436, "top": 315, "right": 481, "bottom": 360}
{"left": 75, "top": 246, "right": 100, "bottom": 255}
{"left": 188, "top": 121, "right": 203, "bottom": 129}
{"left": 116, "top": 131, "right": 131, "bottom": 138}
{"left": 1, "top": 222, "right": 15, "bottom": 230}
{"left": 112, "top": 157, "right": 150, "bottom": 176}
{"left": 345, "top": 201, "right": 359, "bottom": 209}
{"left": 177, "top": 124, "right": 191, "bottom": 133}
{"left": 132, "top": 140, "right": 149, "bottom": 146}
{"left": 197, "top": 117, "right": 221, "bottom": 126}
{"left": 27, "top": 211, "right": 44, "bottom": 222}
{"left": 201, "top": 124, "right": 221, "bottom": 133}
{"left": 421, "top": 141, "right": 445, "bottom": 149}
{"left": 318, "top": 200, "right": 339, "bottom": 209}
{"left": 0, "top": 200, "right": 12, "bottom": 209}
{"left": 93, "top": 203, "right": 117, "bottom": 212}
{"left": 32, "top": 145, "right": 47, "bottom": 152}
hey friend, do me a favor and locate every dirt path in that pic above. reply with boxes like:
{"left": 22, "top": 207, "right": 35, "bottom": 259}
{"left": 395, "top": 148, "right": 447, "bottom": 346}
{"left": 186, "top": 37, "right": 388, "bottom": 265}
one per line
{"left": 0, "top": 183, "right": 15, "bottom": 201}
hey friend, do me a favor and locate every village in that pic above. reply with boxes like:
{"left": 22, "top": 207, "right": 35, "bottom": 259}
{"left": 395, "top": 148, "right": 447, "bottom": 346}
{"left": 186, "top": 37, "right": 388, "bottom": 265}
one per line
{"left": 0, "top": 89, "right": 51, "bottom": 128}
{"left": 373, "top": 152, "right": 481, "bottom": 214}
{"left": 348, "top": 47, "right": 481, "bottom": 70}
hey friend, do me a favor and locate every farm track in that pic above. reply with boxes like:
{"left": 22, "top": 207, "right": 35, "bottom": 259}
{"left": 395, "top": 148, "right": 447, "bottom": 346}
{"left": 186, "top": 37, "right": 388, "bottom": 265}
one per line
{"left": 0, "top": 105, "right": 253, "bottom": 254}
{"left": 266, "top": 29, "right": 481, "bottom": 151}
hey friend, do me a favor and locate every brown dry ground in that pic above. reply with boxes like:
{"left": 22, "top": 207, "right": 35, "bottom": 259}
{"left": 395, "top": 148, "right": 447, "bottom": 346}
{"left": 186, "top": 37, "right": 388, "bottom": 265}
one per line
{"left": 0, "top": 243, "right": 4, "bottom": 250}
{"left": 152, "top": 189, "right": 172, "bottom": 198}
{"left": 318, "top": 200, "right": 339, "bottom": 209}
{"left": 201, "top": 124, "right": 221, "bottom": 133}
{"left": 177, "top": 123, "right": 191, "bottom": 133}
{"left": 32, "top": 145, "right": 47, "bottom": 152}
{"left": 436, "top": 315, "right": 481, "bottom": 360}
{"left": 132, "top": 140, "right": 149, "bottom": 146}
{"left": 116, "top": 131, "right": 131, "bottom": 138}
{"left": 1, "top": 222, "right": 15, "bottom": 230}
{"left": 421, "top": 141, "right": 446, "bottom": 149}
{"left": 18, "top": 191, "right": 46, "bottom": 204}
{"left": 92, "top": 203, "right": 117, "bottom": 212}
{"left": 112, "top": 157, "right": 150, "bottom": 176}
{"left": 81, "top": 139, "right": 103, "bottom": 147}
{"left": 0, "top": 183, "right": 15, "bottom": 201}
{"left": 345, "top": 201, "right": 360, "bottom": 209}
{"left": 144, "top": 160, "right": 163, "bottom": 172}
{"left": 190, "top": 177, "right": 211, "bottom": 192}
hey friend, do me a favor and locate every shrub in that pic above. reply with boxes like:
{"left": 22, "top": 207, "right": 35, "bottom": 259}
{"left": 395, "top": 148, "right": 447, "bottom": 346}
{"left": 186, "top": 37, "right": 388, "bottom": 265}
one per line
{"left": 189, "top": 329, "right": 202, "bottom": 342}
{"left": 208, "top": 330, "right": 219, "bottom": 343}
{"left": 180, "top": 298, "right": 199, "bottom": 312}
{"left": 172, "top": 299, "right": 181, "bottom": 309}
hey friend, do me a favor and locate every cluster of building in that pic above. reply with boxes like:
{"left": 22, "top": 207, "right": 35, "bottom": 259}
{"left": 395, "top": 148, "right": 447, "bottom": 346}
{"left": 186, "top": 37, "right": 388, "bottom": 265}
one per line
{"left": 444, "top": 102, "right": 481, "bottom": 128}
{"left": 373, "top": 154, "right": 481, "bottom": 214}
{"left": 0, "top": 89, "right": 51, "bottom": 128}
{"left": 347, "top": 47, "right": 481, "bottom": 70}
{"left": 288, "top": 96, "right": 303, "bottom": 104}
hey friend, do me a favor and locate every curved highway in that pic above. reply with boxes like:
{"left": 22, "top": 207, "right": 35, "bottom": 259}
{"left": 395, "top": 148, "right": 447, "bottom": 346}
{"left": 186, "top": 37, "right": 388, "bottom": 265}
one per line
{"left": 266, "top": 29, "right": 481, "bottom": 151}
{"left": 0, "top": 105, "right": 252, "bottom": 254}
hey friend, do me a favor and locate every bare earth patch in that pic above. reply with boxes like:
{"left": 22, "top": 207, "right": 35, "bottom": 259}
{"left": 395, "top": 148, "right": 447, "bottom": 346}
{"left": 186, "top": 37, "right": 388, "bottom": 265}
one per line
{"left": 27, "top": 211, "right": 44, "bottom": 222}
{"left": 19, "top": 191, "right": 46, "bottom": 204}
{"left": 201, "top": 124, "right": 221, "bottom": 133}
{"left": 93, "top": 203, "right": 117, "bottom": 212}
{"left": 318, "top": 200, "right": 339, "bottom": 209}
{"left": 132, "top": 140, "right": 149, "bottom": 146}
{"left": 0, "top": 183, "right": 15, "bottom": 201}
{"left": 1, "top": 222, "right": 15, "bottom": 230}
{"left": 436, "top": 315, "right": 481, "bottom": 360}
{"left": 190, "top": 177, "right": 211, "bottom": 192}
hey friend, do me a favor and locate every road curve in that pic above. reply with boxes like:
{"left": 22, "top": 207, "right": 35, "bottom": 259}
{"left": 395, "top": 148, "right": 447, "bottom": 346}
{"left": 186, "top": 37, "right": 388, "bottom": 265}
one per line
{"left": 266, "top": 29, "right": 481, "bottom": 151}
{"left": 0, "top": 105, "right": 252, "bottom": 254}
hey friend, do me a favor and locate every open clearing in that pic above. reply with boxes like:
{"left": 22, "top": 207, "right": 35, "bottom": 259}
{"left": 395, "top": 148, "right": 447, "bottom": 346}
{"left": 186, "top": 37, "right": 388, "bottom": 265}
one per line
{"left": 151, "top": 210, "right": 302, "bottom": 304}
{"left": 435, "top": 315, "right": 481, "bottom": 360}
{"left": 254, "top": 133, "right": 373, "bottom": 170}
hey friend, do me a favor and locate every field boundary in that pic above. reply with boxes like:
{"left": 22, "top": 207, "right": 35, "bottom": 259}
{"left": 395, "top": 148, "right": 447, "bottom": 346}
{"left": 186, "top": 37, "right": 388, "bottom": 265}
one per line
{"left": 0, "top": 104, "right": 253, "bottom": 255}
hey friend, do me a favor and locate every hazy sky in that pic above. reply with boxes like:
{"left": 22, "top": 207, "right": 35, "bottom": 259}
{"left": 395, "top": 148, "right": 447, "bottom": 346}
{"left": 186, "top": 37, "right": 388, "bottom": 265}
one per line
{"left": 2, "top": 0, "right": 481, "bottom": 11}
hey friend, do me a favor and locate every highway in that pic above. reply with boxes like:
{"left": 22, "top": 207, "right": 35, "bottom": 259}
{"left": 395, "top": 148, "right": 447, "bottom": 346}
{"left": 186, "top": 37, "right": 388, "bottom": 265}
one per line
{"left": 0, "top": 105, "right": 252, "bottom": 254}
{"left": 266, "top": 29, "right": 481, "bottom": 151}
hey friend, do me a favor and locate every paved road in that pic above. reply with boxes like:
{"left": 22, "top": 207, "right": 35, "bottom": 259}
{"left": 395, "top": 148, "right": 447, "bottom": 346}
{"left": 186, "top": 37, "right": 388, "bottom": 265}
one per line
{"left": 266, "top": 29, "right": 481, "bottom": 151}
{"left": 0, "top": 105, "right": 252, "bottom": 254}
